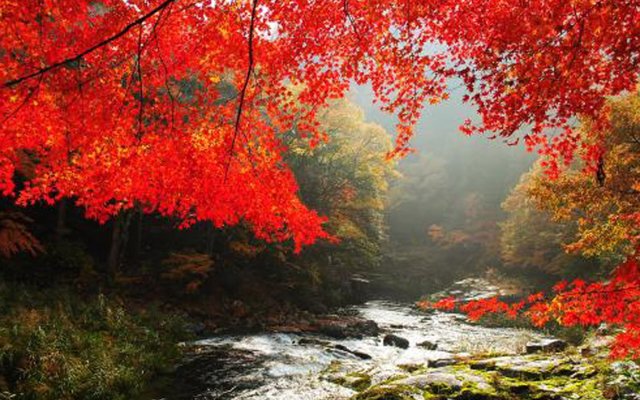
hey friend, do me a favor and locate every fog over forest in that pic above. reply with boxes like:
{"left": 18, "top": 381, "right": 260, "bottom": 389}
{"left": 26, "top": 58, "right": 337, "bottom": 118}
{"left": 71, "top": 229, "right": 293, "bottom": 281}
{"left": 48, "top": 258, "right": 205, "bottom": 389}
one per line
{"left": 347, "top": 84, "right": 536, "bottom": 297}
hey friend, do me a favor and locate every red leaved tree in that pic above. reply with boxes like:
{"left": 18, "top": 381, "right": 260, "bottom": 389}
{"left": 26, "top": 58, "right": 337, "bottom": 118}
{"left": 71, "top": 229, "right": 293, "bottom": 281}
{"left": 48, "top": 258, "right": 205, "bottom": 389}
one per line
{"left": 1, "top": 1, "right": 638, "bottom": 250}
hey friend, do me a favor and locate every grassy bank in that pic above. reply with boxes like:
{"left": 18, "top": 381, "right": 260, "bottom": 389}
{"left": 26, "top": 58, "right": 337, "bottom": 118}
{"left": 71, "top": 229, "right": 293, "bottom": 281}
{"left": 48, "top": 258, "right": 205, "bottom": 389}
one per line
{"left": 0, "top": 283, "right": 190, "bottom": 400}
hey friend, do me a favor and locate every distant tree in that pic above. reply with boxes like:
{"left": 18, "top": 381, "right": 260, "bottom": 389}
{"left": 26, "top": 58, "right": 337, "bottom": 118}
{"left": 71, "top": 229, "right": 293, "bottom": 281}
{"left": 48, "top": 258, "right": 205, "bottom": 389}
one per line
{"left": 286, "top": 98, "right": 396, "bottom": 271}
{"left": 529, "top": 91, "right": 640, "bottom": 263}
{"left": 500, "top": 165, "right": 597, "bottom": 277}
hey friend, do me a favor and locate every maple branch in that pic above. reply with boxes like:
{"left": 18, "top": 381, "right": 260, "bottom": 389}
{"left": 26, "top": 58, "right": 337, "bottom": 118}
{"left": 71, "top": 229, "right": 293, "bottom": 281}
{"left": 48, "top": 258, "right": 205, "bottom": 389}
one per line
{"left": 1, "top": 0, "right": 178, "bottom": 89}
{"left": 224, "top": 0, "right": 259, "bottom": 182}
{"left": 137, "top": 25, "right": 144, "bottom": 140}
{"left": 152, "top": 4, "right": 177, "bottom": 130}
{"left": 0, "top": 75, "right": 43, "bottom": 126}
{"left": 343, "top": 0, "right": 364, "bottom": 43}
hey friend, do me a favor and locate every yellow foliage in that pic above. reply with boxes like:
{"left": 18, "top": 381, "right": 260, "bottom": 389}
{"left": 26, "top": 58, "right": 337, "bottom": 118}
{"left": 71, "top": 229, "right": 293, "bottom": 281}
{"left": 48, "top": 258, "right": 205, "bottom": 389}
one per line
{"left": 161, "top": 251, "right": 214, "bottom": 293}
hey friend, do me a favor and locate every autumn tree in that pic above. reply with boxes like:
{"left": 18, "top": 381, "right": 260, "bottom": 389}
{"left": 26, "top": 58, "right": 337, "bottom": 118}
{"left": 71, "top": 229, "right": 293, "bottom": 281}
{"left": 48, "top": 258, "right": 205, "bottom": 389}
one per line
{"left": 528, "top": 91, "right": 640, "bottom": 262}
{"left": 500, "top": 165, "right": 599, "bottom": 277}
{"left": 1, "top": 0, "right": 638, "bottom": 251}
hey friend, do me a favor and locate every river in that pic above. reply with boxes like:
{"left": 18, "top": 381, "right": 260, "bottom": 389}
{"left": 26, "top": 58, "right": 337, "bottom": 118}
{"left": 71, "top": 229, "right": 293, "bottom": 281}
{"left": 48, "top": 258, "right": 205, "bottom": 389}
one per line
{"left": 149, "top": 279, "right": 550, "bottom": 399}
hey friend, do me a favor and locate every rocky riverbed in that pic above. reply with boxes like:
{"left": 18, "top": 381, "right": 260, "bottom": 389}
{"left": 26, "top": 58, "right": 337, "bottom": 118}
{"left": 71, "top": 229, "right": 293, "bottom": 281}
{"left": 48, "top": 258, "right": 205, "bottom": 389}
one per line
{"left": 146, "top": 279, "right": 640, "bottom": 400}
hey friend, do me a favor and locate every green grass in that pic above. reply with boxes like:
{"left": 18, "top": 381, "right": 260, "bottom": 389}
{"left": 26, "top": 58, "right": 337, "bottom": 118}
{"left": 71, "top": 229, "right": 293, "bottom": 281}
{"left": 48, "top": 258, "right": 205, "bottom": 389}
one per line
{"left": 0, "top": 283, "right": 190, "bottom": 400}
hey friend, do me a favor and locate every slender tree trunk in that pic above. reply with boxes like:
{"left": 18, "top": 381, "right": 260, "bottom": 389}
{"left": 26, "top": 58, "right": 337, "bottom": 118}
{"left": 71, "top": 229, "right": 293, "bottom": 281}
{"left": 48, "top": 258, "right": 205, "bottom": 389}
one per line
{"left": 107, "top": 214, "right": 123, "bottom": 281}
{"left": 107, "top": 211, "right": 133, "bottom": 281}
{"left": 206, "top": 222, "right": 216, "bottom": 256}
{"left": 132, "top": 204, "right": 143, "bottom": 262}
{"left": 56, "top": 199, "right": 67, "bottom": 241}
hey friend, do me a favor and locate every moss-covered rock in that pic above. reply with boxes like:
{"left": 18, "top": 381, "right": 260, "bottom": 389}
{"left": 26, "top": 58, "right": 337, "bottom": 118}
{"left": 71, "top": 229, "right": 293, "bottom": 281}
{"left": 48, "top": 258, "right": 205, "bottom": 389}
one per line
{"left": 352, "top": 355, "right": 610, "bottom": 400}
{"left": 352, "top": 383, "right": 422, "bottom": 400}
{"left": 330, "top": 372, "right": 373, "bottom": 392}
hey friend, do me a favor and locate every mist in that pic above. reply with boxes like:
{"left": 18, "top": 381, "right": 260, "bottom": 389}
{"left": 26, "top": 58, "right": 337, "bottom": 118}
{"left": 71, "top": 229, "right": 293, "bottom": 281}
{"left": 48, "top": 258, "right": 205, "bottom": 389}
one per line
{"left": 348, "top": 84, "right": 536, "bottom": 297}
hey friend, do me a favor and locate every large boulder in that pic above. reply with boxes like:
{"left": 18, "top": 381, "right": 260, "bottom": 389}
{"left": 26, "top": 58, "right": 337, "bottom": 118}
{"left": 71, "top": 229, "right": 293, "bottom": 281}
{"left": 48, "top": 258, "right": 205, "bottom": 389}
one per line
{"left": 383, "top": 334, "right": 409, "bottom": 349}
{"left": 525, "top": 338, "right": 567, "bottom": 354}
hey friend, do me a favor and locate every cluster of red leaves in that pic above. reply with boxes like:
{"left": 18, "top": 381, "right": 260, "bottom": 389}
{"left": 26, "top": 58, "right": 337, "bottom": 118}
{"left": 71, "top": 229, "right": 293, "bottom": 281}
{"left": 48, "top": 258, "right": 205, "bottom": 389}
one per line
{"left": 418, "top": 254, "right": 640, "bottom": 358}
{"left": 1, "top": 0, "right": 639, "bottom": 247}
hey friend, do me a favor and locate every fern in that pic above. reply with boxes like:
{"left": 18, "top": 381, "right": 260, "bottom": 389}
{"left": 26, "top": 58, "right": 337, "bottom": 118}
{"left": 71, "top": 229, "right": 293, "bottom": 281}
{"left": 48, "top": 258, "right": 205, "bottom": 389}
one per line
{"left": 0, "top": 211, "right": 43, "bottom": 258}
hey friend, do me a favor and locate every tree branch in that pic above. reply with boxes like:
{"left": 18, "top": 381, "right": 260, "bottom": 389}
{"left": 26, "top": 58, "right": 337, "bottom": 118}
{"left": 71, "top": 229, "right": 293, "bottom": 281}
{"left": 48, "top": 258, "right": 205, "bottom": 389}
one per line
{"left": 224, "top": 0, "right": 259, "bottom": 181}
{"left": 2, "top": 0, "right": 177, "bottom": 89}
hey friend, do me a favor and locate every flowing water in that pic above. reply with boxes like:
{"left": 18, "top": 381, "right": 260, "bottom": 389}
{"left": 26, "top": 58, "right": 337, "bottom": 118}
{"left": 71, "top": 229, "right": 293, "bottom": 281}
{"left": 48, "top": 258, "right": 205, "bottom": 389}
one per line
{"left": 150, "top": 280, "right": 545, "bottom": 400}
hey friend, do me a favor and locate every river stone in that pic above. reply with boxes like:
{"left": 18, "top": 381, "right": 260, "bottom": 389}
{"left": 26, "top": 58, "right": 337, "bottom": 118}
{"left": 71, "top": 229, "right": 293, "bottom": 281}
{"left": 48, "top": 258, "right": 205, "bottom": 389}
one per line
{"left": 333, "top": 344, "right": 372, "bottom": 360}
{"left": 417, "top": 340, "right": 438, "bottom": 350}
{"left": 396, "top": 371, "right": 462, "bottom": 392}
{"left": 317, "top": 319, "right": 379, "bottom": 339}
{"left": 470, "top": 354, "right": 576, "bottom": 379}
{"left": 525, "top": 338, "right": 567, "bottom": 354}
{"left": 383, "top": 334, "right": 409, "bottom": 349}
{"left": 298, "top": 337, "right": 331, "bottom": 346}
{"left": 428, "top": 358, "right": 458, "bottom": 368}
{"left": 354, "top": 320, "right": 380, "bottom": 337}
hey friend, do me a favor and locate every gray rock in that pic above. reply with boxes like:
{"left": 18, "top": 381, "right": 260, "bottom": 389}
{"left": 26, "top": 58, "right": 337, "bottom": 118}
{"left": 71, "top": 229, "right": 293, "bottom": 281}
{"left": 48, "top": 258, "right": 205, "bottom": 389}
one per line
{"left": 298, "top": 337, "right": 331, "bottom": 346}
{"left": 428, "top": 358, "right": 458, "bottom": 368}
{"left": 383, "top": 334, "right": 409, "bottom": 349}
{"left": 354, "top": 320, "right": 380, "bottom": 337}
{"left": 470, "top": 354, "right": 576, "bottom": 379}
{"left": 333, "top": 344, "right": 372, "bottom": 360}
{"left": 317, "top": 319, "right": 379, "bottom": 339}
{"left": 397, "top": 372, "right": 462, "bottom": 391}
{"left": 525, "top": 338, "right": 567, "bottom": 354}
{"left": 417, "top": 340, "right": 438, "bottom": 350}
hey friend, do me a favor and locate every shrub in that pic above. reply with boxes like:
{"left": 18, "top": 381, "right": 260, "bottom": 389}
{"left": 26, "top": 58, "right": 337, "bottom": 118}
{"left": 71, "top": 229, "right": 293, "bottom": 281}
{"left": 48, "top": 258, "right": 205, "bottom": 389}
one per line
{"left": 0, "top": 283, "right": 189, "bottom": 400}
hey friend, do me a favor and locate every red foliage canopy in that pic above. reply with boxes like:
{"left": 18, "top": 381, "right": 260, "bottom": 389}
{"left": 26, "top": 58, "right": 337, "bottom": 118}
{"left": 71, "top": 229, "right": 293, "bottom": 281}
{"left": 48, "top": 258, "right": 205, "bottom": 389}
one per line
{"left": 1, "top": 0, "right": 639, "bottom": 247}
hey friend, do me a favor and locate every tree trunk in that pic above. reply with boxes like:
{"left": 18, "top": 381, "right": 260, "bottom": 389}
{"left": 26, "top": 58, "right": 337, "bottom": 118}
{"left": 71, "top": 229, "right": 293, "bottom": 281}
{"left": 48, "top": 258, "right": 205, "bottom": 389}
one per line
{"left": 107, "top": 211, "right": 133, "bottom": 281}
{"left": 132, "top": 205, "right": 143, "bottom": 262}
{"left": 56, "top": 199, "right": 67, "bottom": 241}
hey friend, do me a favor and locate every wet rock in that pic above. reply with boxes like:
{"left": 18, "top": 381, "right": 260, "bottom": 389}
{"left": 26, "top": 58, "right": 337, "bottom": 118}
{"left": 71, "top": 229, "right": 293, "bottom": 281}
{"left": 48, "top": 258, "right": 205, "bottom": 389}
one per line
{"left": 317, "top": 322, "right": 349, "bottom": 339}
{"left": 525, "top": 338, "right": 567, "bottom": 354}
{"left": 298, "top": 337, "right": 331, "bottom": 346}
{"left": 417, "top": 340, "right": 438, "bottom": 350}
{"left": 383, "top": 334, "right": 409, "bottom": 349}
{"left": 333, "top": 344, "right": 372, "bottom": 360}
{"left": 354, "top": 320, "right": 380, "bottom": 336}
{"left": 316, "top": 318, "right": 379, "bottom": 339}
{"left": 428, "top": 358, "right": 458, "bottom": 368}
